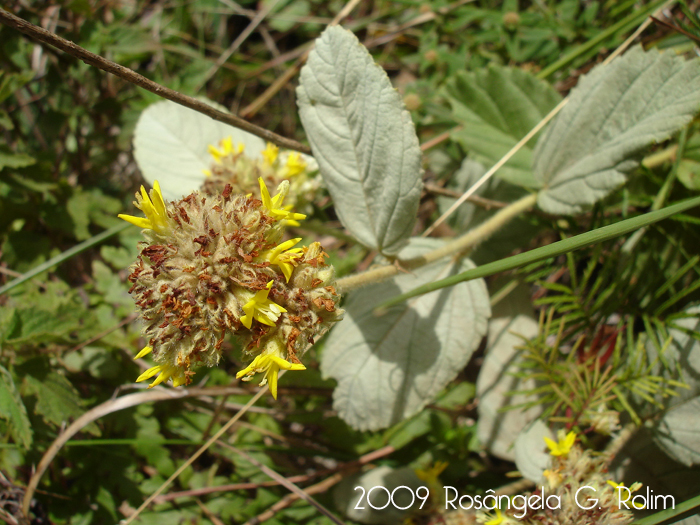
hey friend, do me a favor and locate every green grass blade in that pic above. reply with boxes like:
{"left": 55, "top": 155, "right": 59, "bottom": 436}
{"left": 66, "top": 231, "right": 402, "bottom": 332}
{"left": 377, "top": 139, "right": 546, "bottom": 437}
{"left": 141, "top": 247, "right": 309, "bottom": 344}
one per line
{"left": 536, "top": 0, "right": 672, "bottom": 79}
{"left": 633, "top": 492, "right": 700, "bottom": 525}
{"left": 0, "top": 223, "right": 130, "bottom": 296}
{"left": 375, "top": 196, "right": 700, "bottom": 313}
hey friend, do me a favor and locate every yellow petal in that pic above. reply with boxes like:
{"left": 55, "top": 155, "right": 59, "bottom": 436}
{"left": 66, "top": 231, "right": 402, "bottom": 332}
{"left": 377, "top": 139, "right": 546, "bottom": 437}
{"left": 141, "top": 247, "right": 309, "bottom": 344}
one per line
{"left": 136, "top": 365, "right": 163, "bottom": 383}
{"left": 269, "top": 355, "right": 306, "bottom": 371}
{"left": 152, "top": 180, "right": 167, "bottom": 218}
{"left": 118, "top": 214, "right": 152, "bottom": 229}
{"left": 267, "top": 365, "right": 279, "bottom": 399}
{"left": 134, "top": 346, "right": 152, "bottom": 360}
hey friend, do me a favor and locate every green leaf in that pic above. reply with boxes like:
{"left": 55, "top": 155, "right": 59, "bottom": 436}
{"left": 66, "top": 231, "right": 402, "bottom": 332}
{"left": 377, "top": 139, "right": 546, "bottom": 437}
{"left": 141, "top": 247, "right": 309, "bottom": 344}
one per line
{"left": 0, "top": 146, "right": 35, "bottom": 172}
{"left": 654, "top": 397, "right": 700, "bottom": 467}
{"left": 445, "top": 65, "right": 561, "bottom": 188}
{"left": 297, "top": 26, "right": 423, "bottom": 257}
{"left": 0, "top": 365, "right": 32, "bottom": 449}
{"left": 534, "top": 47, "right": 700, "bottom": 214}
{"left": 133, "top": 99, "right": 265, "bottom": 201}
{"left": 24, "top": 371, "right": 100, "bottom": 436}
{"left": 476, "top": 314, "right": 541, "bottom": 460}
{"left": 321, "top": 238, "right": 490, "bottom": 431}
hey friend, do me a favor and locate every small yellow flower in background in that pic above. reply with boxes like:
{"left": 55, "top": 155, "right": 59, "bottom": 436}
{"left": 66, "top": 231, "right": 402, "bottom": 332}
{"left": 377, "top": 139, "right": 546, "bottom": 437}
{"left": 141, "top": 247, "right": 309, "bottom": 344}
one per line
{"left": 484, "top": 508, "right": 504, "bottom": 525}
{"left": 262, "top": 142, "right": 279, "bottom": 165}
{"left": 265, "top": 238, "right": 303, "bottom": 282}
{"left": 137, "top": 363, "right": 188, "bottom": 388}
{"left": 415, "top": 461, "right": 449, "bottom": 487}
{"left": 118, "top": 180, "right": 170, "bottom": 234}
{"left": 258, "top": 177, "right": 306, "bottom": 223}
{"left": 236, "top": 353, "right": 306, "bottom": 399}
{"left": 240, "top": 281, "right": 287, "bottom": 329}
{"left": 284, "top": 151, "right": 307, "bottom": 176}
{"left": 545, "top": 430, "right": 577, "bottom": 457}
{"left": 607, "top": 480, "right": 645, "bottom": 508}
{"left": 208, "top": 137, "right": 245, "bottom": 163}
{"left": 543, "top": 468, "right": 563, "bottom": 490}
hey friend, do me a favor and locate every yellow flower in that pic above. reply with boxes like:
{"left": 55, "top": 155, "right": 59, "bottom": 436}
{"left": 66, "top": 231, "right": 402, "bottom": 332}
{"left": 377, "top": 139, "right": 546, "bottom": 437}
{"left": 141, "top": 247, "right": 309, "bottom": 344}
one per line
{"left": 236, "top": 353, "right": 306, "bottom": 399}
{"left": 136, "top": 363, "right": 188, "bottom": 388}
{"left": 240, "top": 280, "right": 287, "bottom": 329}
{"left": 415, "top": 461, "right": 448, "bottom": 487}
{"left": 284, "top": 151, "right": 307, "bottom": 177}
{"left": 208, "top": 137, "right": 244, "bottom": 163}
{"left": 607, "top": 481, "right": 645, "bottom": 509}
{"left": 262, "top": 142, "right": 279, "bottom": 165}
{"left": 544, "top": 430, "right": 576, "bottom": 457}
{"left": 484, "top": 509, "right": 504, "bottom": 525}
{"left": 265, "top": 238, "right": 303, "bottom": 281}
{"left": 258, "top": 177, "right": 306, "bottom": 223}
{"left": 118, "top": 180, "right": 170, "bottom": 234}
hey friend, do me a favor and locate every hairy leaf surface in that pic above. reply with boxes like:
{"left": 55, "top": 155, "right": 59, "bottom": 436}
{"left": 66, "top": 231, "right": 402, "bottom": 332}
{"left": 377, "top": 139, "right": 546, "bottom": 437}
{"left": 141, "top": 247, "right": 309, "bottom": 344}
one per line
{"left": 297, "top": 26, "right": 423, "bottom": 256}
{"left": 321, "top": 238, "right": 490, "bottom": 431}
{"left": 534, "top": 47, "right": 700, "bottom": 214}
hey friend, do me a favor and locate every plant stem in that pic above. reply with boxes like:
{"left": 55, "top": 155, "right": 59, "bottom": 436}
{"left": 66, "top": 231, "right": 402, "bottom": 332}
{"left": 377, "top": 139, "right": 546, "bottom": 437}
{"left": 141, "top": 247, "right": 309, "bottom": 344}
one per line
{"left": 0, "top": 8, "right": 310, "bottom": 155}
{"left": 336, "top": 193, "right": 538, "bottom": 292}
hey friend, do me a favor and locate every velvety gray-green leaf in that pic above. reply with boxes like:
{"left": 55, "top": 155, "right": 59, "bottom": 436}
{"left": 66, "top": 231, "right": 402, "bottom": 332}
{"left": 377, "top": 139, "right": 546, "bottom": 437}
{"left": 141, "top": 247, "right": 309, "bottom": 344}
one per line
{"left": 654, "top": 397, "right": 700, "bottom": 467}
{"left": 321, "top": 238, "right": 490, "bottom": 431}
{"left": 0, "top": 365, "right": 32, "bottom": 449}
{"left": 133, "top": 99, "right": 265, "bottom": 201}
{"left": 534, "top": 47, "right": 700, "bottom": 214}
{"left": 445, "top": 65, "right": 561, "bottom": 188}
{"left": 514, "top": 419, "right": 553, "bottom": 483}
{"left": 477, "top": 313, "right": 541, "bottom": 460}
{"left": 297, "top": 26, "right": 422, "bottom": 256}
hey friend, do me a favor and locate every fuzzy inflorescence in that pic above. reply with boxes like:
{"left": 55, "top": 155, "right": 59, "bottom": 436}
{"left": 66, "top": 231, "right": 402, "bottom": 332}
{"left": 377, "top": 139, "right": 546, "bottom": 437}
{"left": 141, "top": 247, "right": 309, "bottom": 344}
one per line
{"left": 119, "top": 178, "right": 342, "bottom": 397}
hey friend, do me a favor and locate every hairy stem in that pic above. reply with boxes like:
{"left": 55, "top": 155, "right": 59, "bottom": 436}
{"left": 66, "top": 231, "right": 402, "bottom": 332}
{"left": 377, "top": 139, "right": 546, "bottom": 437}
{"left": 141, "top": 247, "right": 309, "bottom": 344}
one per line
{"left": 337, "top": 193, "right": 538, "bottom": 292}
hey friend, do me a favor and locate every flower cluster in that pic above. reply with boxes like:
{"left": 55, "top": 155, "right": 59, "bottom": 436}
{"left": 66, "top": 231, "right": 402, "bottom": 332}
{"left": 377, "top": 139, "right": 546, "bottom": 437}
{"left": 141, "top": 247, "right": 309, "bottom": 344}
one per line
{"left": 201, "top": 138, "right": 320, "bottom": 217}
{"left": 119, "top": 177, "right": 342, "bottom": 398}
{"left": 437, "top": 432, "right": 641, "bottom": 525}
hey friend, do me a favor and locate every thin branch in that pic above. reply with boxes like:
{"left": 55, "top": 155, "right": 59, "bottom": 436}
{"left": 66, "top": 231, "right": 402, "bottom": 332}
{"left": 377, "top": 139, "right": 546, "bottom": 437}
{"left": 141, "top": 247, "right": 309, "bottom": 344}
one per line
{"left": 219, "top": 441, "right": 346, "bottom": 525}
{"left": 0, "top": 8, "right": 311, "bottom": 154}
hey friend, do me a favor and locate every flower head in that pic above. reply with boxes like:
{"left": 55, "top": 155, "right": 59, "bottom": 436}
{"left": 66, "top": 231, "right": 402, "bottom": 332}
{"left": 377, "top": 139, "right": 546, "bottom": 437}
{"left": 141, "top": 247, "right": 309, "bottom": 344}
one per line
{"left": 118, "top": 181, "right": 170, "bottom": 235}
{"left": 545, "top": 430, "right": 577, "bottom": 457}
{"left": 123, "top": 181, "right": 342, "bottom": 395}
{"left": 240, "top": 281, "right": 287, "bottom": 329}
{"left": 236, "top": 352, "right": 306, "bottom": 399}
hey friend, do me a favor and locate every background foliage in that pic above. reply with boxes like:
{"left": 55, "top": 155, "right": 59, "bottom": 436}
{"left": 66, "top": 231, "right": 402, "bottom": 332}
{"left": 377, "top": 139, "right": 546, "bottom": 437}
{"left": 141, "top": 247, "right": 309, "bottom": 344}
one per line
{"left": 1, "top": 1, "right": 700, "bottom": 524}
